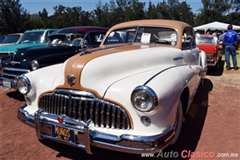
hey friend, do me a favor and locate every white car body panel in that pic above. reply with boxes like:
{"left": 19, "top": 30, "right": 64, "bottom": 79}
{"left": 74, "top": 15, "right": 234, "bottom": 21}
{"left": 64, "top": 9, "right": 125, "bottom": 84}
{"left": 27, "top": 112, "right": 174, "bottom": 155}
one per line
{"left": 16, "top": 19, "right": 207, "bottom": 154}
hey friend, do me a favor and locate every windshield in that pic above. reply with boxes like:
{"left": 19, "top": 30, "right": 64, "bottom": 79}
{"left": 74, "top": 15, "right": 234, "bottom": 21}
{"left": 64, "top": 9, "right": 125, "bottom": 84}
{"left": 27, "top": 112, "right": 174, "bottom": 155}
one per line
{"left": 103, "top": 26, "right": 178, "bottom": 46}
{"left": 47, "top": 34, "right": 85, "bottom": 46}
{"left": 0, "top": 36, "right": 6, "bottom": 43}
{"left": 1, "top": 35, "right": 21, "bottom": 43}
{"left": 196, "top": 36, "right": 217, "bottom": 44}
{"left": 20, "top": 31, "right": 45, "bottom": 43}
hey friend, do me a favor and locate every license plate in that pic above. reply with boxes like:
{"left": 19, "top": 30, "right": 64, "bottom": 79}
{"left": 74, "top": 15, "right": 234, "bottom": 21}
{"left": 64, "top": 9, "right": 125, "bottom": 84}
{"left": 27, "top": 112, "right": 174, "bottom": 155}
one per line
{"left": 3, "top": 80, "right": 11, "bottom": 89}
{"left": 52, "top": 125, "right": 75, "bottom": 143}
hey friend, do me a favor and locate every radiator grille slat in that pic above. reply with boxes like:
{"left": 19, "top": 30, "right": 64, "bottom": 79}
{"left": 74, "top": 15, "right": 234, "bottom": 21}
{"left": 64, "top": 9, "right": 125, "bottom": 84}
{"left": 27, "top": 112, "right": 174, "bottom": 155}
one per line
{"left": 39, "top": 90, "right": 130, "bottom": 130}
{"left": 78, "top": 100, "right": 82, "bottom": 121}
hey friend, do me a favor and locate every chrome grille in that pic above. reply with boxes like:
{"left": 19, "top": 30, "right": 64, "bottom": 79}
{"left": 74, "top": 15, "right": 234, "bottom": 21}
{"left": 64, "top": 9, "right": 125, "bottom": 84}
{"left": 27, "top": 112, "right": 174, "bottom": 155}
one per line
{"left": 2, "top": 67, "right": 30, "bottom": 80}
{"left": 39, "top": 89, "right": 130, "bottom": 130}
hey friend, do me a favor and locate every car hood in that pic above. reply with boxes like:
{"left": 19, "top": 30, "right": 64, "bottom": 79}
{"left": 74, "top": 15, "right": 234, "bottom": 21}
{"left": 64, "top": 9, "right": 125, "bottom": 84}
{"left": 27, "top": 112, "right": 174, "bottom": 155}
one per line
{"left": 56, "top": 44, "right": 182, "bottom": 97}
{"left": 0, "top": 42, "right": 46, "bottom": 53}
{"left": 197, "top": 44, "right": 216, "bottom": 54}
{"left": 14, "top": 45, "right": 77, "bottom": 61}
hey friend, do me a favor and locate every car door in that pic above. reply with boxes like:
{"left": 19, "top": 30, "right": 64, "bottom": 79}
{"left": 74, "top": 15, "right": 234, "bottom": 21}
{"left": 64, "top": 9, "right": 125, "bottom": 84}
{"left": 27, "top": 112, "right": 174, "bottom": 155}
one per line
{"left": 182, "top": 27, "right": 201, "bottom": 103}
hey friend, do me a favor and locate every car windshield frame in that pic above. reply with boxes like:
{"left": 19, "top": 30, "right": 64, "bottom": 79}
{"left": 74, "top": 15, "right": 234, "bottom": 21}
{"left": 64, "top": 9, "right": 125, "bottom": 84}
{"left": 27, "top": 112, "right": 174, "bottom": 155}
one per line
{"left": 20, "top": 31, "right": 46, "bottom": 43}
{"left": 47, "top": 33, "right": 85, "bottom": 47}
{"left": 103, "top": 26, "right": 178, "bottom": 46}
{"left": 196, "top": 36, "right": 217, "bottom": 44}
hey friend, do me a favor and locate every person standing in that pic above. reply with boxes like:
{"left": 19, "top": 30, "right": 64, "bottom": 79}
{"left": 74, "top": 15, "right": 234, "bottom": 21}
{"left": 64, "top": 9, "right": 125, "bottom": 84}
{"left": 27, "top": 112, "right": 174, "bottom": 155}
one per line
{"left": 222, "top": 24, "right": 240, "bottom": 70}
{"left": 212, "top": 29, "right": 219, "bottom": 37}
{"left": 206, "top": 29, "right": 211, "bottom": 35}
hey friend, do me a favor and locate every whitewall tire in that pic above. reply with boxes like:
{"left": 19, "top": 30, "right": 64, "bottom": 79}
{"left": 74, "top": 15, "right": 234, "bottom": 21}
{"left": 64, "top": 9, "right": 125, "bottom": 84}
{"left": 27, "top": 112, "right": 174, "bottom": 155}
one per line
{"left": 170, "top": 100, "right": 183, "bottom": 145}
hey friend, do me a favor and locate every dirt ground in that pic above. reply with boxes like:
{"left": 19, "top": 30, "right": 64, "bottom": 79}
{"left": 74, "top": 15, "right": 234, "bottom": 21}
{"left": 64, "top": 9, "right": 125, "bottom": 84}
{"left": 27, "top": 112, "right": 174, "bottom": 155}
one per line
{"left": 0, "top": 60, "right": 240, "bottom": 160}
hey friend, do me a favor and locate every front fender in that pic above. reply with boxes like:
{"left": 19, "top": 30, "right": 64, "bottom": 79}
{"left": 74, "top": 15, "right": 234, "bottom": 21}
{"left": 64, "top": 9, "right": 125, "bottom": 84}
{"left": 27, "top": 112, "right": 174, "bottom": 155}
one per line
{"left": 23, "top": 62, "right": 67, "bottom": 114}
{"left": 103, "top": 65, "right": 198, "bottom": 133}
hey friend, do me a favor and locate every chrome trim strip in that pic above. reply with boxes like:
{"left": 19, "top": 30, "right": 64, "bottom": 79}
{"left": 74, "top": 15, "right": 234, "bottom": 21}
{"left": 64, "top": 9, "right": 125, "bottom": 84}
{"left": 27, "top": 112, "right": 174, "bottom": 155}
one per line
{"left": 1, "top": 73, "right": 18, "bottom": 78}
{"left": 144, "top": 64, "right": 188, "bottom": 85}
{"left": 111, "top": 107, "right": 116, "bottom": 129}
{"left": 106, "top": 103, "right": 110, "bottom": 128}
{"left": 101, "top": 103, "right": 104, "bottom": 127}
{"left": 173, "top": 57, "right": 183, "bottom": 61}
{"left": 3, "top": 67, "right": 30, "bottom": 73}
{"left": 17, "top": 104, "right": 175, "bottom": 154}
{"left": 95, "top": 102, "right": 99, "bottom": 127}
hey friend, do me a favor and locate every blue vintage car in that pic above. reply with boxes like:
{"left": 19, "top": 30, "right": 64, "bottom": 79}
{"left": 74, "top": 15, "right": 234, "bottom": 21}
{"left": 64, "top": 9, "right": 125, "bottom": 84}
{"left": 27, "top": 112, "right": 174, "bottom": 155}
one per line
{"left": 0, "top": 28, "right": 57, "bottom": 69}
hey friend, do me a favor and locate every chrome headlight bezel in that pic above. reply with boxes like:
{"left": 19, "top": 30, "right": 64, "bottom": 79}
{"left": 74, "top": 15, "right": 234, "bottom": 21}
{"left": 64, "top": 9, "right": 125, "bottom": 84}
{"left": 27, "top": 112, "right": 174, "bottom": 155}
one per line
{"left": 17, "top": 75, "right": 31, "bottom": 95}
{"left": 131, "top": 86, "right": 158, "bottom": 112}
{"left": 31, "top": 60, "right": 39, "bottom": 70}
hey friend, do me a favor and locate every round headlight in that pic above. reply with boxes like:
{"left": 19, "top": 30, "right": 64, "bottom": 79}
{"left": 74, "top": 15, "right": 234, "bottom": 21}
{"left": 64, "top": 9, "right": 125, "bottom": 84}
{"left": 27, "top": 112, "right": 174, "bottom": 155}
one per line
{"left": 131, "top": 86, "right": 158, "bottom": 112}
{"left": 17, "top": 75, "right": 31, "bottom": 95}
{"left": 31, "top": 60, "right": 39, "bottom": 70}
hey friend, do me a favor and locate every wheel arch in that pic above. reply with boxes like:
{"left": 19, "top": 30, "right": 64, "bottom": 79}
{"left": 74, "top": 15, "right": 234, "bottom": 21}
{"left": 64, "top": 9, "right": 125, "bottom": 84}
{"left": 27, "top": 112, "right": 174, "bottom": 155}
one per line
{"left": 180, "top": 87, "right": 189, "bottom": 115}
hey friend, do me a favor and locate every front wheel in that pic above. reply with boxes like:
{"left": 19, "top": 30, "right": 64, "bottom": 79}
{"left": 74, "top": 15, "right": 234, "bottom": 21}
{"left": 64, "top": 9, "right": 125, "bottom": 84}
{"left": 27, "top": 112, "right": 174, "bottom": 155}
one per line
{"left": 170, "top": 100, "right": 183, "bottom": 145}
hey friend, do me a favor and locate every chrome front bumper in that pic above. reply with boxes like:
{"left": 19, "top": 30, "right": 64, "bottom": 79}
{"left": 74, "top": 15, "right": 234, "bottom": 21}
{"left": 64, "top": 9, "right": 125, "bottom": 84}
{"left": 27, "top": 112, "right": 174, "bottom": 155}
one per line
{"left": 17, "top": 103, "right": 175, "bottom": 154}
{"left": 0, "top": 67, "right": 30, "bottom": 89}
{"left": 0, "top": 77, "right": 17, "bottom": 89}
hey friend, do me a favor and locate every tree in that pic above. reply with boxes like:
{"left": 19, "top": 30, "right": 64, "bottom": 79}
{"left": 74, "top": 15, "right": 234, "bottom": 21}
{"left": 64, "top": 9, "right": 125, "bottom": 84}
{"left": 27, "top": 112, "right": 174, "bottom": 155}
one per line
{"left": 0, "top": 0, "right": 27, "bottom": 34}
{"left": 124, "top": 0, "right": 145, "bottom": 21}
{"left": 194, "top": 0, "right": 231, "bottom": 26}
{"left": 178, "top": 1, "right": 195, "bottom": 25}
{"left": 146, "top": 1, "right": 158, "bottom": 19}
{"left": 38, "top": 8, "right": 52, "bottom": 28}
{"left": 231, "top": 0, "right": 240, "bottom": 11}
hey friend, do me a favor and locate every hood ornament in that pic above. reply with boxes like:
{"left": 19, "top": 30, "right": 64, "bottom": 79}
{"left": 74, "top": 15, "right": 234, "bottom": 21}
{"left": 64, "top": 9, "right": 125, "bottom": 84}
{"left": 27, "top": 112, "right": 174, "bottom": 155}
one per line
{"left": 67, "top": 74, "right": 76, "bottom": 86}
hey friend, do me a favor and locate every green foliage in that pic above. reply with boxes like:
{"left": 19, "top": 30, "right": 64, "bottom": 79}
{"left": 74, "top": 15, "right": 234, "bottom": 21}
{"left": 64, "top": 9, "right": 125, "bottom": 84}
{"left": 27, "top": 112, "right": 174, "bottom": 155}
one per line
{"left": 0, "top": 0, "right": 27, "bottom": 34}
{"left": 194, "top": 0, "right": 232, "bottom": 26}
{"left": 0, "top": 0, "right": 239, "bottom": 34}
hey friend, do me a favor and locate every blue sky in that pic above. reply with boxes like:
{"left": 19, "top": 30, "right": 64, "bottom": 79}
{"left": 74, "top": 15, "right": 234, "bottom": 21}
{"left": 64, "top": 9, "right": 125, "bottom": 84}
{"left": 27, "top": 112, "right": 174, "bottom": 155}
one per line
{"left": 21, "top": 0, "right": 203, "bottom": 15}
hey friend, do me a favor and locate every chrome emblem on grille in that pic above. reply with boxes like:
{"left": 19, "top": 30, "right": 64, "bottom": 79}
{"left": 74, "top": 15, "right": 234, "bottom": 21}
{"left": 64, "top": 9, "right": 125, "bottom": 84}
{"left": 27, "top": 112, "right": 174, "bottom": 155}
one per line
{"left": 67, "top": 74, "right": 76, "bottom": 86}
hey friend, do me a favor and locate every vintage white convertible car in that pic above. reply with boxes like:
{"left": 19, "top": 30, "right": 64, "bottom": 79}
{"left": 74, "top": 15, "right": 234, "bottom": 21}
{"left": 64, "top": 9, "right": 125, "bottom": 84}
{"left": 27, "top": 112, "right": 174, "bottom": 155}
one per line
{"left": 17, "top": 20, "right": 207, "bottom": 154}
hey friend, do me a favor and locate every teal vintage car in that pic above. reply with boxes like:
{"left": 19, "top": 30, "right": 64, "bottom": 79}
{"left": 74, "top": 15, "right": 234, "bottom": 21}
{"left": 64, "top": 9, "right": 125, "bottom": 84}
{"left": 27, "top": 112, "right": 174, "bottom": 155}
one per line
{"left": 0, "top": 28, "right": 57, "bottom": 68}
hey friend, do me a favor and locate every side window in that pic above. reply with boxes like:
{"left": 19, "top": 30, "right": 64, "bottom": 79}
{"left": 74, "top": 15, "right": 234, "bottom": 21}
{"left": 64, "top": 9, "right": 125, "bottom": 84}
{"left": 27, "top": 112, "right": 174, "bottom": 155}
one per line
{"left": 104, "top": 31, "right": 124, "bottom": 44}
{"left": 182, "top": 28, "right": 196, "bottom": 49}
{"left": 87, "top": 32, "right": 106, "bottom": 46}
{"left": 85, "top": 32, "right": 105, "bottom": 46}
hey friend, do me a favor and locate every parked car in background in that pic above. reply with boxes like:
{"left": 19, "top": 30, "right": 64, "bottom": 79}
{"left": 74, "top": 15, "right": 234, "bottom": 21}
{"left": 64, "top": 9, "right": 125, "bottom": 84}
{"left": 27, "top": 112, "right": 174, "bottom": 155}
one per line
{"left": 0, "top": 28, "right": 57, "bottom": 69}
{"left": 0, "top": 26, "right": 108, "bottom": 89}
{"left": 196, "top": 34, "right": 222, "bottom": 70}
{"left": 0, "top": 33, "right": 23, "bottom": 46}
{"left": 16, "top": 20, "right": 207, "bottom": 155}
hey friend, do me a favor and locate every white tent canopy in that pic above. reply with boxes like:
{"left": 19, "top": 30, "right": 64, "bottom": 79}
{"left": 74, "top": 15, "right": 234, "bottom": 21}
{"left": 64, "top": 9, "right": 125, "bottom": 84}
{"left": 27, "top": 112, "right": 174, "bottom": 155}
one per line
{"left": 194, "top": 21, "right": 240, "bottom": 32}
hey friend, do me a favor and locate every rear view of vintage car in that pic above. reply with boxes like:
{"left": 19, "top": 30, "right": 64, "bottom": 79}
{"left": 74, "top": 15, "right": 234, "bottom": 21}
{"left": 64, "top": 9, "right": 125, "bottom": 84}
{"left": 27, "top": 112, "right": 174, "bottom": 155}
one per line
{"left": 196, "top": 34, "right": 222, "bottom": 70}
{"left": 16, "top": 20, "right": 207, "bottom": 154}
